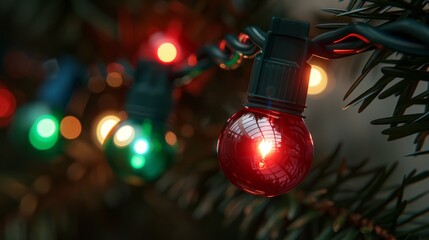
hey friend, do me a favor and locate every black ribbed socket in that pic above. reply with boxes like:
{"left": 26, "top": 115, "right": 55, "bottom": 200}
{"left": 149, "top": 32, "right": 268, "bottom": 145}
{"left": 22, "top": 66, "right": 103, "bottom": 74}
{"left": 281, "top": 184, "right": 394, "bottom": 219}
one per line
{"left": 246, "top": 17, "right": 311, "bottom": 117}
{"left": 125, "top": 60, "right": 172, "bottom": 122}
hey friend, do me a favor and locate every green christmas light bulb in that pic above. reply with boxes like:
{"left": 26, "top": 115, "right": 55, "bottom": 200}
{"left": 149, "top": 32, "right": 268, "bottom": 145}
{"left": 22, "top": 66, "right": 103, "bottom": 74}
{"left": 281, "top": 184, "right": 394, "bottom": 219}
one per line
{"left": 8, "top": 57, "right": 82, "bottom": 161}
{"left": 29, "top": 114, "right": 60, "bottom": 150}
{"left": 9, "top": 102, "right": 62, "bottom": 159}
{"left": 104, "top": 120, "right": 175, "bottom": 183}
{"left": 103, "top": 60, "right": 176, "bottom": 184}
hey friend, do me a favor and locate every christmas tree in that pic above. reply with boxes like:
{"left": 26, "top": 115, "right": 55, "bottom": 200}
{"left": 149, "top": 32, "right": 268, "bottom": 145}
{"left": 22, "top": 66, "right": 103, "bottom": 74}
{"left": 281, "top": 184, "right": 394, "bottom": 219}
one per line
{"left": 0, "top": 0, "right": 428, "bottom": 239}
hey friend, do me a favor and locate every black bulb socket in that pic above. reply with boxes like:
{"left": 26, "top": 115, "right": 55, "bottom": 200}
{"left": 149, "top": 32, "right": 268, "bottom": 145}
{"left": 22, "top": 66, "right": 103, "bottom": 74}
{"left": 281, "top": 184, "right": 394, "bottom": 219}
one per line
{"left": 246, "top": 17, "right": 311, "bottom": 117}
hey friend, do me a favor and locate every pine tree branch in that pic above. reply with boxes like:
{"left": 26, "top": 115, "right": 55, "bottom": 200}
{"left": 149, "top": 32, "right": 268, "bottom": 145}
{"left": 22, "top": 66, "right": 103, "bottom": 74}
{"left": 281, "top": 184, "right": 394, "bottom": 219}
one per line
{"left": 322, "top": 0, "right": 429, "bottom": 155}
{"left": 156, "top": 146, "right": 429, "bottom": 239}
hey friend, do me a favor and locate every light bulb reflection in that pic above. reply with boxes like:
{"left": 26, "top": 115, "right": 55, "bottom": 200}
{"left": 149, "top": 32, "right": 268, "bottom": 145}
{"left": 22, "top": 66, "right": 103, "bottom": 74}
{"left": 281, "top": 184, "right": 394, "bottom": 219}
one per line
{"left": 133, "top": 138, "right": 149, "bottom": 154}
{"left": 308, "top": 65, "right": 328, "bottom": 95}
{"left": 130, "top": 155, "right": 146, "bottom": 169}
{"left": 113, "top": 125, "right": 135, "bottom": 147}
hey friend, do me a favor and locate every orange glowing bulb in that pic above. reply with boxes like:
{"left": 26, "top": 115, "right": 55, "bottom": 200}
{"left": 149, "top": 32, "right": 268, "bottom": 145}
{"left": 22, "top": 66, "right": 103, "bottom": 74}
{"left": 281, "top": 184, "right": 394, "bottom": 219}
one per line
{"left": 157, "top": 42, "right": 177, "bottom": 63}
{"left": 60, "top": 116, "right": 82, "bottom": 140}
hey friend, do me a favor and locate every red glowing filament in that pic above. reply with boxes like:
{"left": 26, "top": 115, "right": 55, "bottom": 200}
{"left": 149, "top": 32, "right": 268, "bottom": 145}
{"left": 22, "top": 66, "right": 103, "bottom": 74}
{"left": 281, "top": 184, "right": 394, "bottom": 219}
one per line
{"left": 258, "top": 139, "right": 272, "bottom": 159}
{"left": 258, "top": 139, "right": 273, "bottom": 169}
{"left": 157, "top": 42, "right": 178, "bottom": 63}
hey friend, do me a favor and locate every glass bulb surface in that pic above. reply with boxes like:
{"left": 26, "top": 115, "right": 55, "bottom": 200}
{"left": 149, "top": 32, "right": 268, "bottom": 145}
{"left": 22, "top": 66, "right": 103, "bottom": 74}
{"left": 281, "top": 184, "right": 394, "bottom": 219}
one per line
{"left": 217, "top": 107, "right": 313, "bottom": 197}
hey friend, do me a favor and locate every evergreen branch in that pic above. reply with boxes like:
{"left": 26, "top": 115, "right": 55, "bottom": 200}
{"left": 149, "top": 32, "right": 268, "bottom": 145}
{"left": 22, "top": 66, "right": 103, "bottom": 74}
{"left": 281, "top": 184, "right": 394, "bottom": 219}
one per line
{"left": 323, "top": 0, "right": 429, "bottom": 154}
{"left": 343, "top": 75, "right": 395, "bottom": 111}
{"left": 316, "top": 23, "right": 350, "bottom": 30}
{"left": 371, "top": 114, "right": 423, "bottom": 125}
{"left": 156, "top": 146, "right": 429, "bottom": 239}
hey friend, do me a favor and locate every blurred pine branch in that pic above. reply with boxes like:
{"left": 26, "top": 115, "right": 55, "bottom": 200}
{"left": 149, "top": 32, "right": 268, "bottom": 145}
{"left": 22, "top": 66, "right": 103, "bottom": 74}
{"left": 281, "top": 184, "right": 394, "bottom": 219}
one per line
{"left": 322, "top": 0, "right": 429, "bottom": 155}
{"left": 157, "top": 145, "right": 429, "bottom": 239}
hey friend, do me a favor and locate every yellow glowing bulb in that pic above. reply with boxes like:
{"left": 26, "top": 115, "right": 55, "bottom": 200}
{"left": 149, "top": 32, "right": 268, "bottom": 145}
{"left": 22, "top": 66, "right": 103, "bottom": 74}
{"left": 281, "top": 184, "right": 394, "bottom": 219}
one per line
{"left": 308, "top": 65, "right": 328, "bottom": 95}
{"left": 309, "top": 69, "right": 322, "bottom": 87}
{"left": 157, "top": 42, "right": 177, "bottom": 63}
{"left": 95, "top": 115, "right": 120, "bottom": 145}
{"left": 113, "top": 125, "right": 135, "bottom": 147}
{"left": 258, "top": 139, "right": 273, "bottom": 159}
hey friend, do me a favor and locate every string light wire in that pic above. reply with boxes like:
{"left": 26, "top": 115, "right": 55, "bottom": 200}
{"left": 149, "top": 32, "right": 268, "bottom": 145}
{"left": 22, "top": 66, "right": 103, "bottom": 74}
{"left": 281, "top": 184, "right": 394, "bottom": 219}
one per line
{"left": 172, "top": 18, "right": 429, "bottom": 86}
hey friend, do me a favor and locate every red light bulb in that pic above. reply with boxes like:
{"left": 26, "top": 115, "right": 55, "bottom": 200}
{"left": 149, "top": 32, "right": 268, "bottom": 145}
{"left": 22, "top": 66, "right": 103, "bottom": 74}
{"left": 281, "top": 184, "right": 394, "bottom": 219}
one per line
{"left": 217, "top": 107, "right": 313, "bottom": 197}
{"left": 0, "top": 85, "right": 17, "bottom": 127}
{"left": 0, "top": 88, "right": 15, "bottom": 118}
{"left": 141, "top": 32, "right": 182, "bottom": 63}
{"left": 217, "top": 18, "right": 314, "bottom": 197}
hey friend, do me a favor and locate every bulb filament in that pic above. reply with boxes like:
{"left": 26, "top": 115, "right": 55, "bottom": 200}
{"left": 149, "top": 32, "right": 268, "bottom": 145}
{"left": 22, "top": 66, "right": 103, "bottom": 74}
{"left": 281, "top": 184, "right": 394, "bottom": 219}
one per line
{"left": 258, "top": 139, "right": 272, "bottom": 169}
{"left": 258, "top": 139, "right": 272, "bottom": 159}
